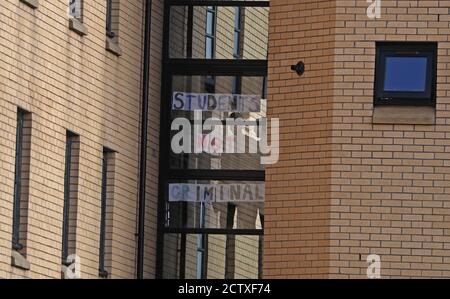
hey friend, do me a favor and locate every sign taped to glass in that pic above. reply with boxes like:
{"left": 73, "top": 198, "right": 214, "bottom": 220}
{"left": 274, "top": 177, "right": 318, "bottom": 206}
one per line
{"left": 169, "top": 183, "right": 265, "bottom": 203}
{"left": 172, "top": 92, "right": 261, "bottom": 112}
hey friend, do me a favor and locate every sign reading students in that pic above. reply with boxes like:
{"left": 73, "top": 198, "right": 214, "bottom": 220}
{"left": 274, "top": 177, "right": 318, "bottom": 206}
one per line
{"left": 172, "top": 92, "right": 261, "bottom": 112}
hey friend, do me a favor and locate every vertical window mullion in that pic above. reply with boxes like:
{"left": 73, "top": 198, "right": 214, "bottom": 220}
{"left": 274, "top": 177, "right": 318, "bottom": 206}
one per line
{"left": 262, "top": 76, "right": 268, "bottom": 99}
{"left": 196, "top": 202, "right": 207, "bottom": 279}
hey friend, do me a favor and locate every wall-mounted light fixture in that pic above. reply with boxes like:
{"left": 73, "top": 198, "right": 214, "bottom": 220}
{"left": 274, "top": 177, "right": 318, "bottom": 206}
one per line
{"left": 291, "top": 61, "right": 305, "bottom": 76}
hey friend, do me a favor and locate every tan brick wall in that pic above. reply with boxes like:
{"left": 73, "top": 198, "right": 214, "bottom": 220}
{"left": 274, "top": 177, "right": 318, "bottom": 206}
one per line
{"left": 265, "top": 0, "right": 336, "bottom": 278}
{"left": 330, "top": 0, "right": 450, "bottom": 279}
{"left": 0, "top": 0, "right": 163, "bottom": 278}
{"left": 267, "top": 0, "right": 450, "bottom": 278}
{"left": 143, "top": 0, "right": 164, "bottom": 280}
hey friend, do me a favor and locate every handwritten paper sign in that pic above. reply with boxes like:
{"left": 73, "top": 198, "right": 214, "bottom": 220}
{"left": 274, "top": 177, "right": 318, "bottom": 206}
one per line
{"left": 168, "top": 183, "right": 265, "bottom": 203}
{"left": 172, "top": 92, "right": 261, "bottom": 112}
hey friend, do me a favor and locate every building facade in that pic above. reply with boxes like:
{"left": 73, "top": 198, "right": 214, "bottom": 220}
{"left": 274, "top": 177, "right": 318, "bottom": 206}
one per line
{"left": 0, "top": 0, "right": 268, "bottom": 279}
{"left": 157, "top": 1, "right": 269, "bottom": 279}
{"left": 0, "top": 0, "right": 163, "bottom": 278}
{"left": 2, "top": 0, "right": 450, "bottom": 280}
{"left": 266, "top": 0, "right": 450, "bottom": 278}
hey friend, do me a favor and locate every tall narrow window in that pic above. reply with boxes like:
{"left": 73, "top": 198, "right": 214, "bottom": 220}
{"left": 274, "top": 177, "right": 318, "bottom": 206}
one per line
{"left": 233, "top": 7, "right": 243, "bottom": 59}
{"left": 205, "top": 6, "right": 216, "bottom": 59}
{"left": 12, "top": 109, "right": 32, "bottom": 255}
{"left": 69, "top": 0, "right": 82, "bottom": 19}
{"left": 232, "top": 7, "right": 244, "bottom": 96}
{"left": 68, "top": 0, "right": 88, "bottom": 36}
{"left": 99, "top": 148, "right": 115, "bottom": 278}
{"left": 62, "top": 131, "right": 80, "bottom": 265}
{"left": 204, "top": 7, "right": 217, "bottom": 107}
{"left": 106, "top": 0, "right": 119, "bottom": 38}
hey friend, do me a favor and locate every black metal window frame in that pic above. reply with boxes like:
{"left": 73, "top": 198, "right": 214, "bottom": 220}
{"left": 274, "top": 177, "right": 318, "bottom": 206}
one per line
{"left": 12, "top": 109, "right": 26, "bottom": 251}
{"left": 205, "top": 6, "right": 217, "bottom": 59}
{"left": 106, "top": 0, "right": 115, "bottom": 38}
{"left": 156, "top": 0, "right": 269, "bottom": 279}
{"left": 374, "top": 42, "right": 437, "bottom": 106}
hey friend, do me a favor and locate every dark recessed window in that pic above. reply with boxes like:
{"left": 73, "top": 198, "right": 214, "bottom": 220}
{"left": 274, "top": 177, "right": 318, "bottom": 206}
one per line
{"left": 12, "top": 109, "right": 32, "bottom": 254}
{"left": 106, "top": 0, "right": 114, "bottom": 38}
{"left": 374, "top": 42, "right": 437, "bottom": 106}
{"left": 99, "top": 148, "right": 115, "bottom": 279}
{"left": 233, "top": 7, "right": 243, "bottom": 59}
{"left": 62, "top": 131, "right": 80, "bottom": 266}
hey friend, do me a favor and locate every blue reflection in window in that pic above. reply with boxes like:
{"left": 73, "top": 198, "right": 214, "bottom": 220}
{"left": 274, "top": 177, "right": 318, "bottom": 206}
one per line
{"left": 205, "top": 37, "right": 213, "bottom": 59}
{"left": 206, "top": 12, "right": 214, "bottom": 35}
{"left": 383, "top": 57, "right": 428, "bottom": 92}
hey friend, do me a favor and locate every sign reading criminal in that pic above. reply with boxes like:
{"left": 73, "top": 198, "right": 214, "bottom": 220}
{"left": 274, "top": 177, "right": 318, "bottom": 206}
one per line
{"left": 169, "top": 183, "right": 265, "bottom": 203}
{"left": 172, "top": 92, "right": 261, "bottom": 112}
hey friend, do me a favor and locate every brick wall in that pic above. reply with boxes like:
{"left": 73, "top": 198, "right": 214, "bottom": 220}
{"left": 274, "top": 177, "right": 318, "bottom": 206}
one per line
{"left": 143, "top": 0, "right": 164, "bottom": 280}
{"left": 265, "top": 0, "right": 336, "bottom": 278}
{"left": 331, "top": 0, "right": 450, "bottom": 279}
{"left": 266, "top": 0, "right": 450, "bottom": 278}
{"left": 0, "top": 0, "right": 163, "bottom": 278}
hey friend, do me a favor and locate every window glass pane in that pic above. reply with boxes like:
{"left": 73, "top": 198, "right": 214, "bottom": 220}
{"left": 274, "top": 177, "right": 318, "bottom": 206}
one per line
{"left": 205, "top": 37, "right": 214, "bottom": 59}
{"left": 234, "top": 7, "right": 241, "bottom": 29}
{"left": 206, "top": 11, "right": 215, "bottom": 35}
{"left": 170, "top": 6, "right": 269, "bottom": 59}
{"left": 207, "top": 234, "right": 226, "bottom": 279}
{"left": 383, "top": 57, "right": 428, "bottom": 92}
{"left": 69, "top": 0, "right": 82, "bottom": 18}
{"left": 169, "top": 5, "right": 188, "bottom": 58}
{"left": 163, "top": 234, "right": 181, "bottom": 279}
{"left": 234, "top": 235, "right": 261, "bottom": 278}
{"left": 170, "top": 75, "right": 268, "bottom": 171}
{"left": 162, "top": 233, "right": 261, "bottom": 279}
{"left": 233, "top": 31, "right": 240, "bottom": 56}
{"left": 184, "top": 234, "right": 207, "bottom": 279}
